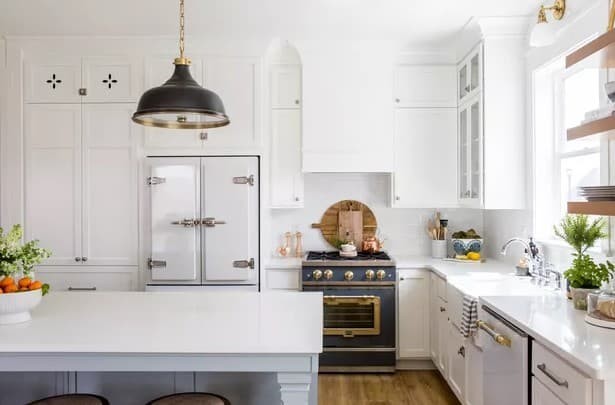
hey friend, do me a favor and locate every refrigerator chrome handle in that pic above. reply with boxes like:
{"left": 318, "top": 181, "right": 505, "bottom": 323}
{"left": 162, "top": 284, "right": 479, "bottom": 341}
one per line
{"left": 233, "top": 258, "right": 255, "bottom": 269}
{"left": 171, "top": 218, "right": 198, "bottom": 227}
{"left": 148, "top": 258, "right": 167, "bottom": 269}
{"left": 201, "top": 217, "right": 226, "bottom": 227}
{"left": 477, "top": 320, "right": 512, "bottom": 347}
{"left": 232, "top": 175, "right": 255, "bottom": 186}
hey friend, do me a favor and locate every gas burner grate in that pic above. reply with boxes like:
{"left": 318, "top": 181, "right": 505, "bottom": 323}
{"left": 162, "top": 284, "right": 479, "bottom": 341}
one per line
{"left": 306, "top": 251, "right": 392, "bottom": 261}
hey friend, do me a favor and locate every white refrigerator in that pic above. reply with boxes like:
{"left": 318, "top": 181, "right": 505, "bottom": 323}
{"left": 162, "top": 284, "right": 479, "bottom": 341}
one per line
{"left": 146, "top": 156, "right": 259, "bottom": 287}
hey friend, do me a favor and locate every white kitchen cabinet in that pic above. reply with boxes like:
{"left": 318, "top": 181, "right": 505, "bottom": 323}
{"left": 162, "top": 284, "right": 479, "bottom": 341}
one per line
{"left": 35, "top": 267, "right": 137, "bottom": 291}
{"left": 465, "top": 338, "right": 483, "bottom": 405}
{"left": 270, "top": 109, "right": 303, "bottom": 208}
{"left": 24, "top": 57, "right": 140, "bottom": 104}
{"left": 392, "top": 108, "right": 457, "bottom": 208}
{"left": 394, "top": 65, "right": 457, "bottom": 108}
{"left": 429, "top": 274, "right": 440, "bottom": 364}
{"left": 532, "top": 377, "right": 566, "bottom": 405}
{"left": 398, "top": 269, "right": 430, "bottom": 359}
{"left": 458, "top": 46, "right": 482, "bottom": 103}
{"left": 437, "top": 299, "right": 449, "bottom": 373}
{"left": 458, "top": 95, "right": 482, "bottom": 207}
{"left": 24, "top": 103, "right": 138, "bottom": 266}
{"left": 271, "top": 65, "right": 301, "bottom": 108}
{"left": 448, "top": 323, "right": 467, "bottom": 402}
{"left": 266, "top": 268, "right": 300, "bottom": 290}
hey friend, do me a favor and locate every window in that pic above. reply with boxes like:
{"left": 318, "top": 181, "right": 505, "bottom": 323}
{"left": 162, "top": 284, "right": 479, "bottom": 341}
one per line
{"left": 533, "top": 58, "right": 604, "bottom": 241}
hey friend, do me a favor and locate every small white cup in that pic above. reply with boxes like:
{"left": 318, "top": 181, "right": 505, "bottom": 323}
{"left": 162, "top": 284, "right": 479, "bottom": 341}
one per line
{"left": 431, "top": 240, "right": 447, "bottom": 259}
{"left": 340, "top": 244, "right": 356, "bottom": 252}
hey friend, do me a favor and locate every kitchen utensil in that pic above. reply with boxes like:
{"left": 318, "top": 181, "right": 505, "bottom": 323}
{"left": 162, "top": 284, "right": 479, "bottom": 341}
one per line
{"left": 362, "top": 236, "right": 380, "bottom": 253}
{"left": 295, "top": 232, "right": 303, "bottom": 258}
{"left": 311, "top": 200, "right": 377, "bottom": 249}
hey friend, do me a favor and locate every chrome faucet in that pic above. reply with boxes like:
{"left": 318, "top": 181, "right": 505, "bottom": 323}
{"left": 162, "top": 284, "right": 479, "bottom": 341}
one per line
{"left": 501, "top": 237, "right": 544, "bottom": 277}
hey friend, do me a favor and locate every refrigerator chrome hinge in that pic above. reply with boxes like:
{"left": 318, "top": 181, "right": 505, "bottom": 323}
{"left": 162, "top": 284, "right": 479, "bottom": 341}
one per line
{"left": 147, "top": 176, "right": 166, "bottom": 185}
{"left": 232, "top": 175, "right": 255, "bottom": 186}
{"left": 148, "top": 258, "right": 167, "bottom": 269}
{"left": 233, "top": 258, "right": 255, "bottom": 269}
{"left": 79, "top": 88, "right": 87, "bottom": 96}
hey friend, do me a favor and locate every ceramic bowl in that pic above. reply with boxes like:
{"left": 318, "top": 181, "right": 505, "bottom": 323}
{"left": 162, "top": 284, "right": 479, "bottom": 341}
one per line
{"left": 0, "top": 289, "right": 42, "bottom": 324}
{"left": 452, "top": 239, "right": 483, "bottom": 256}
{"left": 340, "top": 244, "right": 356, "bottom": 252}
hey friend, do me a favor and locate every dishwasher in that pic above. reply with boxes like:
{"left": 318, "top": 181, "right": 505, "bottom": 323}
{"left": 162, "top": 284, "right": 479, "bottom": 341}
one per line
{"left": 477, "top": 304, "right": 529, "bottom": 405}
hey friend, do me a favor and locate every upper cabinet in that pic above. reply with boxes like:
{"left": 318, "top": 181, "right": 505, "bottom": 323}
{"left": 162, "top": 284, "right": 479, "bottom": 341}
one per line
{"left": 270, "top": 65, "right": 301, "bottom": 109}
{"left": 24, "top": 56, "right": 141, "bottom": 103}
{"left": 143, "top": 56, "right": 262, "bottom": 153}
{"left": 394, "top": 65, "right": 457, "bottom": 108}
{"left": 455, "top": 18, "right": 526, "bottom": 209}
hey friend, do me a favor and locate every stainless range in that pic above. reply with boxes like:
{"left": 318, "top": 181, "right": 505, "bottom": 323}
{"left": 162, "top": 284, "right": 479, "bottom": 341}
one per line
{"left": 301, "top": 251, "right": 396, "bottom": 373}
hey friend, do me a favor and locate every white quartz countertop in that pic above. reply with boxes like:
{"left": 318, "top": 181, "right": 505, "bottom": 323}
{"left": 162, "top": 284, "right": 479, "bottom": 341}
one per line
{"left": 0, "top": 291, "right": 323, "bottom": 355}
{"left": 481, "top": 294, "right": 615, "bottom": 380}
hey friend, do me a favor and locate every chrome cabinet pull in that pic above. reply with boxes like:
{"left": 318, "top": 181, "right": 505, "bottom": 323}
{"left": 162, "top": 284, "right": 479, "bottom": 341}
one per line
{"left": 82, "top": 257, "right": 88, "bottom": 262}
{"left": 75, "top": 257, "right": 82, "bottom": 262}
{"left": 201, "top": 217, "right": 226, "bottom": 227}
{"left": 477, "top": 320, "right": 512, "bottom": 347}
{"left": 537, "top": 363, "right": 569, "bottom": 388}
{"left": 233, "top": 258, "right": 255, "bottom": 269}
{"left": 233, "top": 175, "right": 255, "bottom": 186}
{"left": 171, "top": 218, "right": 198, "bottom": 227}
{"left": 458, "top": 346, "right": 465, "bottom": 358}
{"left": 68, "top": 286, "right": 97, "bottom": 291}
{"left": 440, "top": 306, "right": 446, "bottom": 312}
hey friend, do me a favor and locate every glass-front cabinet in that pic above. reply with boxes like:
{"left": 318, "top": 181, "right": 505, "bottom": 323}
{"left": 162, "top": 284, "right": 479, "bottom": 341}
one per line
{"left": 458, "top": 45, "right": 482, "bottom": 103}
{"left": 458, "top": 94, "right": 482, "bottom": 206}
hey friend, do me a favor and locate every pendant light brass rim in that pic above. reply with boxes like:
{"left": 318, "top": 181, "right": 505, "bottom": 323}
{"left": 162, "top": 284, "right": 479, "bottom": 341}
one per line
{"left": 132, "top": 110, "right": 230, "bottom": 130}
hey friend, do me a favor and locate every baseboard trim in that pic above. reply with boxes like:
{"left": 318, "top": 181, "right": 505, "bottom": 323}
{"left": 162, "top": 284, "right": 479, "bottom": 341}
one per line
{"left": 395, "top": 359, "right": 436, "bottom": 370}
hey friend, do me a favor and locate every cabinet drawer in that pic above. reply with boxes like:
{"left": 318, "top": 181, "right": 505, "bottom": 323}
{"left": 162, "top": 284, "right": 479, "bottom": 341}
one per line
{"left": 532, "top": 377, "right": 566, "bottom": 405}
{"left": 532, "top": 341, "right": 591, "bottom": 405}
{"left": 435, "top": 274, "right": 447, "bottom": 301}
{"left": 35, "top": 268, "right": 136, "bottom": 292}
{"left": 266, "top": 269, "right": 300, "bottom": 290}
{"left": 447, "top": 284, "right": 464, "bottom": 330}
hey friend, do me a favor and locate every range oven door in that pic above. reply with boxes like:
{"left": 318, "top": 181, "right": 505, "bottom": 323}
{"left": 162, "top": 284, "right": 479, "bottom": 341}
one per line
{"left": 304, "top": 286, "right": 395, "bottom": 348}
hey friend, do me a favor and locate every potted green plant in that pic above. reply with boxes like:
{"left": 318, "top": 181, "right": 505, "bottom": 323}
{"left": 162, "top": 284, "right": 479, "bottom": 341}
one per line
{"left": 554, "top": 215, "right": 615, "bottom": 310}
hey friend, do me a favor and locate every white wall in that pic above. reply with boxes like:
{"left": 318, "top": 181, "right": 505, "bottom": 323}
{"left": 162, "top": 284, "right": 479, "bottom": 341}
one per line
{"left": 268, "top": 173, "right": 483, "bottom": 257}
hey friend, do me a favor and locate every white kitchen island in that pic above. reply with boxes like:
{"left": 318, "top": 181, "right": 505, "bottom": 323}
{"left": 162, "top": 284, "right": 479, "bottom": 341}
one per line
{"left": 0, "top": 291, "right": 323, "bottom": 405}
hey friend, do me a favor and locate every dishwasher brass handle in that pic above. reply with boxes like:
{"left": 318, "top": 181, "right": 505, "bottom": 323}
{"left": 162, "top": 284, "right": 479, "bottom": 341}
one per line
{"left": 537, "top": 363, "right": 569, "bottom": 388}
{"left": 477, "top": 320, "right": 512, "bottom": 347}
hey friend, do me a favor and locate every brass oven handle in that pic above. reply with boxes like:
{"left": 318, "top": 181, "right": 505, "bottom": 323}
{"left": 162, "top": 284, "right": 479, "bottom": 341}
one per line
{"left": 537, "top": 363, "right": 569, "bottom": 388}
{"left": 477, "top": 320, "right": 511, "bottom": 347}
{"left": 323, "top": 295, "right": 379, "bottom": 305}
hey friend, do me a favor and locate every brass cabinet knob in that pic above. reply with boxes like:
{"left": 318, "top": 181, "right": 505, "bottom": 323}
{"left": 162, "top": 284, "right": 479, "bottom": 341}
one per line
{"left": 324, "top": 269, "right": 333, "bottom": 280}
{"left": 365, "top": 269, "right": 375, "bottom": 280}
{"left": 344, "top": 271, "right": 354, "bottom": 281}
{"left": 312, "top": 270, "right": 323, "bottom": 280}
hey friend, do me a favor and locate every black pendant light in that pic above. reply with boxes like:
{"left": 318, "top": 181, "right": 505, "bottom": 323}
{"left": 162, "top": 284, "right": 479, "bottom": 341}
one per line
{"left": 132, "top": 0, "right": 229, "bottom": 130}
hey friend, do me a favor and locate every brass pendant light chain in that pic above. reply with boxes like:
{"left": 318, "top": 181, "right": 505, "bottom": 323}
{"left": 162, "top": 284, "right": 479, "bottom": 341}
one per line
{"left": 175, "top": 0, "right": 190, "bottom": 65}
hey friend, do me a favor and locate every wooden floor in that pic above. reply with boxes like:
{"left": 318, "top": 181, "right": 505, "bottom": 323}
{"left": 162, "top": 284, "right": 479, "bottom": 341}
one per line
{"left": 318, "top": 371, "right": 460, "bottom": 405}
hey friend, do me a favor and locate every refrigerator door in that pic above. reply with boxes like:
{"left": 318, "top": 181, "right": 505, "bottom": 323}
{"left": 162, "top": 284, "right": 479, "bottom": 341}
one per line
{"left": 149, "top": 158, "right": 201, "bottom": 282}
{"left": 201, "top": 156, "right": 259, "bottom": 283}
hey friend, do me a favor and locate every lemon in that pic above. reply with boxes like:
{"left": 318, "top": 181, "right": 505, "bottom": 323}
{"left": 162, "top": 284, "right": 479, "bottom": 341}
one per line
{"left": 467, "top": 252, "right": 481, "bottom": 261}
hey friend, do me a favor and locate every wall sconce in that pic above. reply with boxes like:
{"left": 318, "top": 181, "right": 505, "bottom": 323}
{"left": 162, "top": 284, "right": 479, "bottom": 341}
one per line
{"left": 529, "top": 0, "right": 566, "bottom": 47}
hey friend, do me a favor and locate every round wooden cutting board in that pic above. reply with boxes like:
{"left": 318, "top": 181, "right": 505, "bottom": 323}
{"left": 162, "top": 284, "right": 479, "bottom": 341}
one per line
{"left": 311, "top": 200, "right": 377, "bottom": 249}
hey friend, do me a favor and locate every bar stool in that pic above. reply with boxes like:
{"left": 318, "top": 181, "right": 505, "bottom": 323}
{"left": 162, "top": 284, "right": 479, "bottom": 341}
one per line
{"left": 146, "top": 392, "right": 231, "bottom": 405}
{"left": 27, "top": 394, "right": 110, "bottom": 405}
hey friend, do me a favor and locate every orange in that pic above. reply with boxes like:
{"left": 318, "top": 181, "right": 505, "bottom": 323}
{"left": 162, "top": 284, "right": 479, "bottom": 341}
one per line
{"left": 18, "top": 277, "right": 32, "bottom": 288}
{"left": 19, "top": 287, "right": 29, "bottom": 292}
{"left": 0, "top": 277, "right": 14, "bottom": 288}
{"left": 29, "top": 281, "right": 43, "bottom": 291}
{"left": 3, "top": 284, "right": 18, "bottom": 293}
{"left": 0, "top": 288, "right": 3, "bottom": 294}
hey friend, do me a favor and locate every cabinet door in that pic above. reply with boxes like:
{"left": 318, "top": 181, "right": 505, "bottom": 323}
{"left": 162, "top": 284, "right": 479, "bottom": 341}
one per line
{"left": 466, "top": 340, "right": 483, "bottom": 405}
{"left": 82, "top": 104, "right": 137, "bottom": 266}
{"left": 458, "top": 45, "right": 482, "bottom": 103}
{"left": 429, "top": 274, "right": 440, "bottom": 365}
{"left": 393, "top": 108, "right": 457, "bottom": 208}
{"left": 202, "top": 57, "right": 260, "bottom": 149}
{"left": 271, "top": 65, "right": 301, "bottom": 108}
{"left": 202, "top": 157, "right": 259, "bottom": 283}
{"left": 437, "top": 300, "right": 448, "bottom": 372}
{"left": 459, "top": 95, "right": 482, "bottom": 207}
{"left": 398, "top": 269, "right": 430, "bottom": 358}
{"left": 447, "top": 323, "right": 466, "bottom": 402}
{"left": 142, "top": 57, "right": 204, "bottom": 149}
{"left": 532, "top": 377, "right": 566, "bottom": 405}
{"left": 149, "top": 158, "right": 201, "bottom": 283}
{"left": 82, "top": 57, "right": 141, "bottom": 102}
{"left": 394, "top": 65, "right": 456, "bottom": 108}
{"left": 270, "top": 109, "right": 303, "bottom": 207}
{"left": 24, "top": 58, "right": 82, "bottom": 103}
{"left": 25, "top": 104, "right": 82, "bottom": 265}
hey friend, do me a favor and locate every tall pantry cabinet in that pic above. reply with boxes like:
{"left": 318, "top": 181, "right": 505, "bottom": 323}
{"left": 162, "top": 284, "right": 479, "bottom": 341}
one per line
{"left": 23, "top": 56, "right": 140, "bottom": 291}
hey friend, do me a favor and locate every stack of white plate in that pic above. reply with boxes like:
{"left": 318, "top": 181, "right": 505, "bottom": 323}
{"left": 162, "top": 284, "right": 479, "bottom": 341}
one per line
{"left": 578, "top": 186, "right": 615, "bottom": 201}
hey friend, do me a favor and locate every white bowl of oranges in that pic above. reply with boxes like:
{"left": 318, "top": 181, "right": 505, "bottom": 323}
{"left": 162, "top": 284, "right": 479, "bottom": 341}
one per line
{"left": 0, "top": 276, "right": 47, "bottom": 325}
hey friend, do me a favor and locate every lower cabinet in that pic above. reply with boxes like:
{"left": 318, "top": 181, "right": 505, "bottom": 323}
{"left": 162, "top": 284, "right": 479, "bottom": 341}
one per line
{"left": 265, "top": 268, "right": 300, "bottom": 291}
{"left": 35, "top": 267, "right": 137, "bottom": 291}
{"left": 429, "top": 273, "right": 448, "bottom": 373}
{"left": 398, "top": 269, "right": 431, "bottom": 358}
{"left": 533, "top": 377, "right": 566, "bottom": 405}
{"left": 447, "top": 322, "right": 467, "bottom": 402}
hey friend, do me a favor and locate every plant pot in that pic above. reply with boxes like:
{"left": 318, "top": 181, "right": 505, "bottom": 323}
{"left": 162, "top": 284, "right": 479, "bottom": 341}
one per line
{"left": 570, "top": 287, "right": 599, "bottom": 311}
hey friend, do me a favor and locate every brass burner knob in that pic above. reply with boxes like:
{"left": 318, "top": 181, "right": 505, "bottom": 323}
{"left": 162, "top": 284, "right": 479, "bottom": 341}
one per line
{"left": 312, "top": 270, "right": 323, "bottom": 280}
{"left": 324, "top": 269, "right": 333, "bottom": 280}
{"left": 344, "top": 271, "right": 354, "bottom": 281}
{"left": 376, "top": 269, "right": 387, "bottom": 280}
{"left": 365, "top": 269, "right": 375, "bottom": 280}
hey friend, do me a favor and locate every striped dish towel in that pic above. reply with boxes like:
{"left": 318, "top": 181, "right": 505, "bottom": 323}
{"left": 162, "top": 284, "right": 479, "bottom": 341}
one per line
{"left": 460, "top": 295, "right": 478, "bottom": 337}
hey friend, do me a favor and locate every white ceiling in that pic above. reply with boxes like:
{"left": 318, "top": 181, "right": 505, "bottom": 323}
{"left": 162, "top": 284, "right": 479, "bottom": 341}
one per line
{"left": 0, "top": 0, "right": 538, "bottom": 44}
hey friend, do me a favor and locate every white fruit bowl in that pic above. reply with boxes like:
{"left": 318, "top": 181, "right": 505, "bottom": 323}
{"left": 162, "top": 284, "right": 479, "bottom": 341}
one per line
{"left": 0, "top": 289, "right": 42, "bottom": 325}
